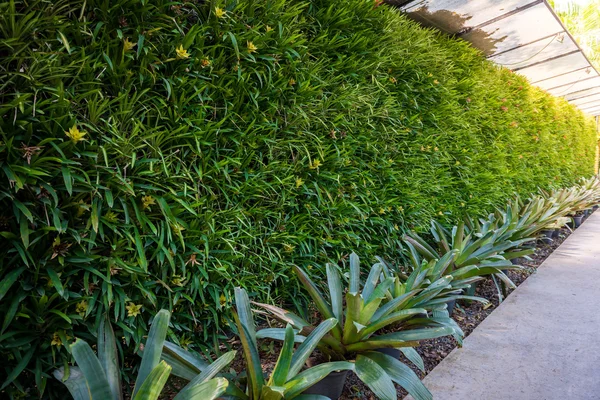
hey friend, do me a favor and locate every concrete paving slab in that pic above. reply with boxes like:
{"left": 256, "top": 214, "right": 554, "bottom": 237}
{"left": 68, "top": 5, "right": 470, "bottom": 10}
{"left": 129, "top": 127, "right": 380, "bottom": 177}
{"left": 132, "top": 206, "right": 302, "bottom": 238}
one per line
{"left": 407, "top": 211, "right": 600, "bottom": 400}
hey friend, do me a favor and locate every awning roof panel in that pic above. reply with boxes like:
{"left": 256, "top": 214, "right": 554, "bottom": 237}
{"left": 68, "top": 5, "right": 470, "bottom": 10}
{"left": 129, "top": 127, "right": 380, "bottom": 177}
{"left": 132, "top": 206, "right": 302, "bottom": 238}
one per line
{"left": 398, "top": 0, "right": 600, "bottom": 116}
{"left": 490, "top": 35, "right": 578, "bottom": 71}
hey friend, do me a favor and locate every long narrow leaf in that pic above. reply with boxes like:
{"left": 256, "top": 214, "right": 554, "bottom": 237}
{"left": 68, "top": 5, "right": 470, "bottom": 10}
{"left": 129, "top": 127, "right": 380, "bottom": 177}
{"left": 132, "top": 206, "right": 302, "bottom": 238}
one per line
{"left": 70, "top": 340, "right": 113, "bottom": 399}
{"left": 98, "top": 317, "right": 122, "bottom": 400}
{"left": 134, "top": 310, "right": 170, "bottom": 396}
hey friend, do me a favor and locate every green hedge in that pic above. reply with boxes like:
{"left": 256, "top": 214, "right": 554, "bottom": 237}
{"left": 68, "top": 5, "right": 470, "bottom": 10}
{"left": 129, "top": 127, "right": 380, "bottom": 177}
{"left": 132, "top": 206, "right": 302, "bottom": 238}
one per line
{"left": 0, "top": 0, "right": 596, "bottom": 396}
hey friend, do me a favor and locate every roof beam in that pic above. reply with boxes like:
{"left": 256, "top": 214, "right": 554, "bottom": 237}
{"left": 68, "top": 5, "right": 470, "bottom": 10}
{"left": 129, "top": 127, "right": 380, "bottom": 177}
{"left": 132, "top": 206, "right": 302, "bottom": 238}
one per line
{"left": 512, "top": 50, "right": 580, "bottom": 72}
{"left": 488, "top": 31, "right": 565, "bottom": 60}
{"left": 458, "top": 0, "right": 543, "bottom": 35}
{"left": 545, "top": 75, "right": 600, "bottom": 91}
{"left": 532, "top": 66, "right": 591, "bottom": 84}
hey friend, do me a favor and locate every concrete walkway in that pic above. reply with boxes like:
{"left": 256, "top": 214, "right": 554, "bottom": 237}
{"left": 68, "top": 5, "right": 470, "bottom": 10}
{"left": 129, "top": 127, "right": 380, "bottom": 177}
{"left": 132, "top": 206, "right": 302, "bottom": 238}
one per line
{"left": 409, "top": 211, "right": 600, "bottom": 400}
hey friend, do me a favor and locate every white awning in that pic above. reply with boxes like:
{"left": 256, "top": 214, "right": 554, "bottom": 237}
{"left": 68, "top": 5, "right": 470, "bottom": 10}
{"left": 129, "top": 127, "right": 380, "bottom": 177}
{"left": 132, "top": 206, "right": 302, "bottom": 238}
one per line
{"left": 392, "top": 0, "right": 600, "bottom": 116}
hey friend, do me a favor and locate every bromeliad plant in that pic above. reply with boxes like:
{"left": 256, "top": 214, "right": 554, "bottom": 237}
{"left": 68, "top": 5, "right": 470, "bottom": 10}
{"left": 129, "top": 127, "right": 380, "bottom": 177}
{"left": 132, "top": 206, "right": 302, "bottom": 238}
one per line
{"left": 404, "top": 218, "right": 528, "bottom": 300}
{"left": 255, "top": 254, "right": 460, "bottom": 400}
{"left": 53, "top": 310, "right": 230, "bottom": 400}
{"left": 227, "top": 287, "right": 353, "bottom": 399}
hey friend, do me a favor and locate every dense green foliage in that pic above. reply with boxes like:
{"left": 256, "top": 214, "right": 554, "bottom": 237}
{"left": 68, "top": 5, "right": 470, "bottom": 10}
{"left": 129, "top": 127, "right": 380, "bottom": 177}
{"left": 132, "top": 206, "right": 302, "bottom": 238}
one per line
{"left": 0, "top": 0, "right": 596, "bottom": 396}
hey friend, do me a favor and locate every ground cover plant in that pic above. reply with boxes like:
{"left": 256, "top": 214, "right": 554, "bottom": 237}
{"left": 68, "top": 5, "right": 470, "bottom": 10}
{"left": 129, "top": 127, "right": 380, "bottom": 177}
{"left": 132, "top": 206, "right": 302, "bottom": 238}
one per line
{"left": 0, "top": 0, "right": 597, "bottom": 397}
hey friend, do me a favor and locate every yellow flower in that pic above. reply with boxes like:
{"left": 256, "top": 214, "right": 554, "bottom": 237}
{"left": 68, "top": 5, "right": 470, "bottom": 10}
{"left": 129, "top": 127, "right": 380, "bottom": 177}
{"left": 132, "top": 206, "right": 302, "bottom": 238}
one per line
{"left": 389, "top": 77, "right": 397, "bottom": 84}
{"left": 219, "top": 294, "right": 227, "bottom": 306}
{"left": 126, "top": 302, "right": 142, "bottom": 317}
{"left": 289, "top": 78, "right": 296, "bottom": 86}
{"left": 295, "top": 177, "right": 304, "bottom": 188}
{"left": 123, "top": 38, "right": 136, "bottom": 52}
{"left": 105, "top": 211, "right": 118, "bottom": 223}
{"left": 247, "top": 41, "right": 258, "bottom": 53}
{"left": 266, "top": 25, "right": 273, "bottom": 32}
{"left": 215, "top": 7, "right": 226, "bottom": 18}
{"left": 394, "top": 224, "right": 399, "bottom": 230}
{"left": 176, "top": 44, "right": 190, "bottom": 59}
{"left": 141, "top": 195, "right": 155, "bottom": 210}
{"left": 51, "top": 332, "right": 63, "bottom": 347}
{"left": 201, "top": 57, "right": 211, "bottom": 67}
{"left": 434, "top": 147, "right": 439, "bottom": 151}
{"left": 65, "top": 125, "right": 86, "bottom": 143}
{"left": 283, "top": 243, "right": 295, "bottom": 252}
{"left": 379, "top": 208, "right": 385, "bottom": 215}
{"left": 309, "top": 159, "right": 321, "bottom": 169}
{"left": 438, "top": 211, "right": 443, "bottom": 215}
{"left": 433, "top": 79, "right": 439, "bottom": 85}
{"left": 171, "top": 275, "right": 186, "bottom": 287}
{"left": 76, "top": 300, "right": 88, "bottom": 316}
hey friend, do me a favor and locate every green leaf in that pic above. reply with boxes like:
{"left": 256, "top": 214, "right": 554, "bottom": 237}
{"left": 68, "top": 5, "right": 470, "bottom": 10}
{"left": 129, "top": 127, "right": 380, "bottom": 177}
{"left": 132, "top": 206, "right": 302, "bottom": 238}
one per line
{"left": 1, "top": 345, "right": 35, "bottom": 390}
{"left": 400, "top": 348, "right": 425, "bottom": 372}
{"left": 362, "top": 263, "right": 383, "bottom": 300}
{"left": 132, "top": 361, "right": 171, "bottom": 400}
{"left": 288, "top": 318, "right": 337, "bottom": 379}
{"left": 13, "top": 200, "right": 33, "bottom": 223}
{"left": 176, "top": 351, "right": 235, "bottom": 397}
{"left": 234, "top": 287, "right": 257, "bottom": 346}
{"left": 363, "top": 351, "right": 432, "bottom": 400}
{"left": 62, "top": 166, "right": 73, "bottom": 195}
{"left": 349, "top": 252, "right": 361, "bottom": 293}
{"left": 233, "top": 311, "right": 264, "bottom": 399}
{"left": 355, "top": 354, "right": 396, "bottom": 400}
{"left": 161, "top": 342, "right": 209, "bottom": 380}
{"left": 134, "top": 310, "right": 171, "bottom": 397}
{"left": 173, "top": 378, "right": 228, "bottom": 400}
{"left": 70, "top": 339, "right": 113, "bottom": 399}
{"left": 326, "top": 264, "right": 344, "bottom": 327}
{"left": 136, "top": 34, "right": 145, "bottom": 59}
{"left": 284, "top": 361, "right": 354, "bottom": 398}
{"left": 270, "top": 325, "right": 295, "bottom": 387}
{"left": 98, "top": 317, "right": 122, "bottom": 400}
{"left": 46, "top": 268, "right": 64, "bottom": 297}
{"left": 293, "top": 267, "right": 337, "bottom": 335}
{"left": 0, "top": 266, "right": 26, "bottom": 301}
{"left": 53, "top": 367, "right": 91, "bottom": 400}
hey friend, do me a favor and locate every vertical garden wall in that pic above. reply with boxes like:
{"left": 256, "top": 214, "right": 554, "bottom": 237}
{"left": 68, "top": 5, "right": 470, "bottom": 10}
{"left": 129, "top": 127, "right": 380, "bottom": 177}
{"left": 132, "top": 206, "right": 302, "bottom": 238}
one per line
{"left": 0, "top": 0, "right": 597, "bottom": 396}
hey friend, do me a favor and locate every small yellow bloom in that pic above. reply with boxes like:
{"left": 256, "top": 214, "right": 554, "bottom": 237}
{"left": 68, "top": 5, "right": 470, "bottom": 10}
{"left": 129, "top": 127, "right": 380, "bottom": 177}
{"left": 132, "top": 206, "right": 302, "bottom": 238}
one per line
{"left": 123, "top": 38, "right": 136, "bottom": 52}
{"left": 219, "top": 294, "right": 227, "bottom": 306}
{"left": 105, "top": 211, "right": 118, "bottom": 223}
{"left": 433, "top": 79, "right": 439, "bottom": 85}
{"left": 379, "top": 208, "right": 386, "bottom": 215}
{"left": 51, "top": 332, "right": 63, "bottom": 347}
{"left": 201, "top": 57, "right": 211, "bottom": 67}
{"left": 289, "top": 78, "right": 296, "bottom": 86}
{"left": 76, "top": 300, "right": 88, "bottom": 316}
{"left": 309, "top": 159, "right": 321, "bottom": 169}
{"left": 215, "top": 7, "right": 226, "bottom": 18}
{"left": 176, "top": 44, "right": 190, "bottom": 59}
{"left": 461, "top": 202, "right": 465, "bottom": 207}
{"left": 247, "top": 41, "right": 258, "bottom": 53}
{"left": 434, "top": 147, "right": 439, "bottom": 151}
{"left": 171, "top": 275, "right": 186, "bottom": 287}
{"left": 295, "top": 177, "right": 304, "bottom": 188}
{"left": 266, "top": 25, "right": 273, "bottom": 32}
{"left": 126, "top": 302, "right": 142, "bottom": 317}
{"left": 389, "top": 77, "right": 397, "bottom": 84}
{"left": 141, "top": 195, "right": 155, "bottom": 210}
{"left": 394, "top": 224, "right": 399, "bottom": 230}
{"left": 455, "top": 160, "right": 461, "bottom": 165}
{"left": 65, "top": 125, "right": 86, "bottom": 143}
{"left": 283, "top": 243, "right": 295, "bottom": 252}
